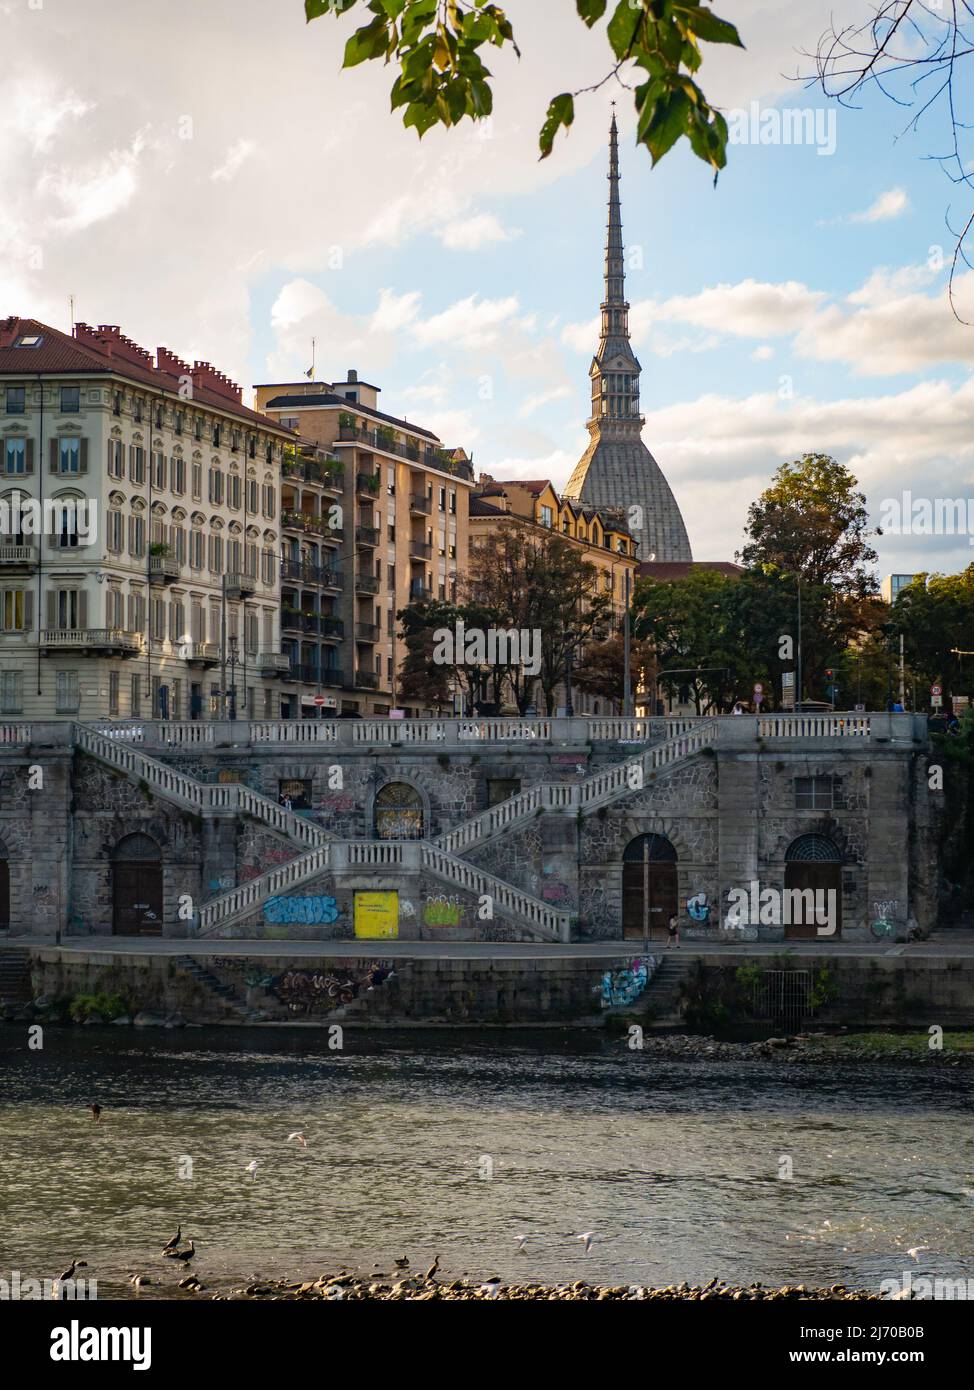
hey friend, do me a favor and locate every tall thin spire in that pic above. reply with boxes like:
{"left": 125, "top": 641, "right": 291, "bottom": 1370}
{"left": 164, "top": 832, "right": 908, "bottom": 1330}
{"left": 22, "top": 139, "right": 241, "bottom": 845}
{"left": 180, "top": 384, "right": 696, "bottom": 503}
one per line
{"left": 604, "top": 108, "right": 626, "bottom": 318}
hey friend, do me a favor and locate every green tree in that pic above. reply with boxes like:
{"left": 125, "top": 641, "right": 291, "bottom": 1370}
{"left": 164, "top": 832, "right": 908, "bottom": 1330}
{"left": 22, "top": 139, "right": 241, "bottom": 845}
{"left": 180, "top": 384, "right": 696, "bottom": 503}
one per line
{"left": 573, "top": 626, "right": 656, "bottom": 708}
{"left": 737, "top": 454, "right": 883, "bottom": 702}
{"left": 889, "top": 567, "right": 974, "bottom": 707}
{"left": 305, "top": 0, "right": 743, "bottom": 177}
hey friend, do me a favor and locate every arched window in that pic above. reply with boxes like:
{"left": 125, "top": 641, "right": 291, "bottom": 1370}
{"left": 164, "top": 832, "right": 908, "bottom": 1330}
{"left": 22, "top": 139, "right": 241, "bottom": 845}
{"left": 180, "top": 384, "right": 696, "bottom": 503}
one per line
{"left": 785, "top": 834, "right": 841, "bottom": 863}
{"left": 374, "top": 783, "right": 424, "bottom": 840}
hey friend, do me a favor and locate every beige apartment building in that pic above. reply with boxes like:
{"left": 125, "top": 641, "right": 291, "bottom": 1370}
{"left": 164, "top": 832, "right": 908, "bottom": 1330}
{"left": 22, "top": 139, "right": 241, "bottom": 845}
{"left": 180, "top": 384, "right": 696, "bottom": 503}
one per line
{"left": 469, "top": 476, "right": 640, "bottom": 714}
{"left": 0, "top": 317, "right": 295, "bottom": 720}
{"left": 255, "top": 372, "right": 473, "bottom": 716}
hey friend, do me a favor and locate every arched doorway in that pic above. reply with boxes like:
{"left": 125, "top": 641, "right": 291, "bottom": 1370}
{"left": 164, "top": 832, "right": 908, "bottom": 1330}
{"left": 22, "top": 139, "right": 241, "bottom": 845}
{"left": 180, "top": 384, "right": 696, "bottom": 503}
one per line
{"left": 0, "top": 857, "right": 8, "bottom": 930}
{"left": 373, "top": 783, "right": 424, "bottom": 840}
{"left": 622, "top": 833, "right": 678, "bottom": 940}
{"left": 784, "top": 834, "right": 842, "bottom": 939}
{"left": 111, "top": 834, "right": 163, "bottom": 936}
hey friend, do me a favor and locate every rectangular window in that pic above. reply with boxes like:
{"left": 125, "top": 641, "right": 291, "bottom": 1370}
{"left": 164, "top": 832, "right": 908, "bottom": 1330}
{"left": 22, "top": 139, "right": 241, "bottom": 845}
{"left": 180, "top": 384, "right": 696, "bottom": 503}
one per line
{"left": 60, "top": 385, "right": 80, "bottom": 413}
{"left": 209, "top": 468, "right": 223, "bottom": 505}
{"left": 1, "top": 589, "right": 25, "bottom": 631}
{"left": 55, "top": 671, "right": 80, "bottom": 714}
{"left": 795, "top": 776, "right": 835, "bottom": 810}
{"left": 58, "top": 437, "right": 81, "bottom": 474}
{"left": 194, "top": 417, "right": 203, "bottom": 441}
{"left": 172, "top": 456, "right": 186, "bottom": 494}
{"left": 106, "top": 587, "right": 123, "bottom": 628}
{"left": 439, "top": 486, "right": 446, "bottom": 512}
{"left": 541, "top": 505, "right": 553, "bottom": 528}
{"left": 130, "top": 673, "right": 141, "bottom": 717}
{"left": 247, "top": 479, "right": 258, "bottom": 512}
{"left": 129, "top": 445, "right": 145, "bottom": 483}
{"left": 174, "top": 411, "right": 183, "bottom": 437}
{"left": 0, "top": 670, "right": 23, "bottom": 714}
{"left": 227, "top": 474, "right": 241, "bottom": 509}
{"left": 152, "top": 451, "right": 167, "bottom": 489}
{"left": 4, "top": 438, "right": 26, "bottom": 474}
{"left": 108, "top": 670, "right": 120, "bottom": 716}
{"left": 262, "top": 484, "right": 275, "bottom": 518}
{"left": 192, "top": 462, "right": 202, "bottom": 498}
{"left": 107, "top": 512, "right": 123, "bottom": 552}
{"left": 5, "top": 387, "right": 25, "bottom": 415}
{"left": 107, "top": 438, "right": 124, "bottom": 478}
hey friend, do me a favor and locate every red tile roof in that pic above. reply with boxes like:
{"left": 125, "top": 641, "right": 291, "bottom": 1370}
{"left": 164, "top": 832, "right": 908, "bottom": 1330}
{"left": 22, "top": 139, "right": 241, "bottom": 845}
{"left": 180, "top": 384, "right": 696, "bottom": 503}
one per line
{"left": 638, "top": 560, "right": 744, "bottom": 581}
{"left": 0, "top": 317, "right": 294, "bottom": 433}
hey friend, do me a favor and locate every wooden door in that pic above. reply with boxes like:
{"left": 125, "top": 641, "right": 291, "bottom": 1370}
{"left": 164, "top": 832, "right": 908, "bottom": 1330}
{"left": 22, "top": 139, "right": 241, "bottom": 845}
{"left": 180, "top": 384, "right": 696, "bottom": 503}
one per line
{"left": 112, "top": 863, "right": 163, "bottom": 936}
{"left": 784, "top": 863, "right": 841, "bottom": 939}
{"left": 622, "top": 861, "right": 678, "bottom": 940}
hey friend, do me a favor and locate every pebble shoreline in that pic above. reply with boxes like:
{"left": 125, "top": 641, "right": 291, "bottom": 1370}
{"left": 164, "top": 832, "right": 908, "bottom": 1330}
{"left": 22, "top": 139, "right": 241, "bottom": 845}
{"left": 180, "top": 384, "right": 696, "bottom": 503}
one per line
{"left": 211, "top": 1274, "right": 884, "bottom": 1301}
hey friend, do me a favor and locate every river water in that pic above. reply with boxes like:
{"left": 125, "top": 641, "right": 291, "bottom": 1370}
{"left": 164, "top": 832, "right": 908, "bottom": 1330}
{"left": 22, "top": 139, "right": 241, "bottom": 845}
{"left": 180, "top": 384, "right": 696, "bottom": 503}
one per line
{"left": 2, "top": 1026, "right": 973, "bottom": 1298}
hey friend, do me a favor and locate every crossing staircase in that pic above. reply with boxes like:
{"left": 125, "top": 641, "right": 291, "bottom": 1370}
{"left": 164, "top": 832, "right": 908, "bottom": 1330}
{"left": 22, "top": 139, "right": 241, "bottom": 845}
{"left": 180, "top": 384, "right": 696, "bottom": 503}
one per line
{"left": 74, "top": 723, "right": 328, "bottom": 850}
{"left": 75, "top": 718, "right": 719, "bottom": 944}
{"left": 0, "top": 948, "right": 32, "bottom": 1003}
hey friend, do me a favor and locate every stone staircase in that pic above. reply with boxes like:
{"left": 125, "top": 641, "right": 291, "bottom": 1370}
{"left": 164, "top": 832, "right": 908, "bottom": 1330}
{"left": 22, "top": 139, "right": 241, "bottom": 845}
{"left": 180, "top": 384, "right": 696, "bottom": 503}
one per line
{"left": 195, "top": 720, "right": 717, "bottom": 940}
{"left": 74, "top": 723, "right": 328, "bottom": 850}
{"left": 175, "top": 955, "right": 267, "bottom": 1022}
{"left": 0, "top": 947, "right": 32, "bottom": 1003}
{"left": 640, "top": 955, "right": 694, "bottom": 1027}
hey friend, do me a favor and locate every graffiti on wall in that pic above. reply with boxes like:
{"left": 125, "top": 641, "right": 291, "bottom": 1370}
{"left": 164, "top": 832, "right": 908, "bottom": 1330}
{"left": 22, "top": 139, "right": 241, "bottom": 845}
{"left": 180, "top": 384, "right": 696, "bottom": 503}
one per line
{"left": 271, "top": 960, "right": 394, "bottom": 1014}
{"left": 263, "top": 894, "right": 340, "bottom": 925}
{"left": 686, "top": 892, "right": 710, "bottom": 922}
{"left": 542, "top": 882, "right": 569, "bottom": 903}
{"left": 600, "top": 958, "right": 653, "bottom": 1008}
{"left": 423, "top": 894, "right": 462, "bottom": 927}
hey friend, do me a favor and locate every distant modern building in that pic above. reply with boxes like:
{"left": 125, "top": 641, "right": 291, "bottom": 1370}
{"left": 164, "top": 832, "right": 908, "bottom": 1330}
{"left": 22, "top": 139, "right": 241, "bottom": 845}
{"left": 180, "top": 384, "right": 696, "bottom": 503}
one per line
{"left": 882, "top": 573, "right": 918, "bottom": 605}
{"left": 563, "top": 111, "right": 692, "bottom": 563}
{"left": 255, "top": 373, "right": 473, "bottom": 716}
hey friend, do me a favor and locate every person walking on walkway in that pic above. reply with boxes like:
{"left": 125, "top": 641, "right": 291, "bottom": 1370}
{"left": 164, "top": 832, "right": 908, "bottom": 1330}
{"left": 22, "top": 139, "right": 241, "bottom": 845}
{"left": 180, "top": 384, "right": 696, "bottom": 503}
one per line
{"left": 667, "top": 913, "right": 680, "bottom": 949}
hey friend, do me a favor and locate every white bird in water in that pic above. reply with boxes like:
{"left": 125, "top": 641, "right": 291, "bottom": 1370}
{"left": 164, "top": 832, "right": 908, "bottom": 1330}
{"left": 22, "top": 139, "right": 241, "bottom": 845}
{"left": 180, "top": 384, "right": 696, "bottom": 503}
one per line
{"left": 479, "top": 1278, "right": 501, "bottom": 1299}
{"left": 906, "top": 1245, "right": 929, "bottom": 1262}
{"left": 245, "top": 1160, "right": 259, "bottom": 1182}
{"left": 516, "top": 1234, "right": 533, "bottom": 1252}
{"left": 287, "top": 1132, "right": 308, "bottom": 1149}
{"left": 577, "top": 1232, "right": 596, "bottom": 1254}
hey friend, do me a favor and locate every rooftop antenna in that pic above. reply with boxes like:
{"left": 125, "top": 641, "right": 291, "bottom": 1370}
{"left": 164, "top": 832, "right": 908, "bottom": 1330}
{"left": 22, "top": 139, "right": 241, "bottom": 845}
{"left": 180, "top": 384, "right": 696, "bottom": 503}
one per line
{"left": 69, "top": 294, "right": 75, "bottom": 332}
{"left": 305, "top": 337, "right": 315, "bottom": 381}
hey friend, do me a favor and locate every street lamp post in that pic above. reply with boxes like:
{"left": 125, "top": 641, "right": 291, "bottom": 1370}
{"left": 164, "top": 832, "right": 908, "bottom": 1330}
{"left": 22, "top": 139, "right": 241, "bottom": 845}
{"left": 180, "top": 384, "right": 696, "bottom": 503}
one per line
{"left": 227, "top": 634, "right": 239, "bottom": 721}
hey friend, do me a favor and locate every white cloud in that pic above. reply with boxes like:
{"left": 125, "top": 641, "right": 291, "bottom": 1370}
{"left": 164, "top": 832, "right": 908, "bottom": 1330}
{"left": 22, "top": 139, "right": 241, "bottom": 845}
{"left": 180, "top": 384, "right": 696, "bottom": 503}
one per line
{"left": 371, "top": 288, "right": 422, "bottom": 334}
{"left": 851, "top": 187, "right": 910, "bottom": 223}
{"left": 438, "top": 213, "right": 519, "bottom": 251}
{"left": 211, "top": 138, "right": 256, "bottom": 182}
{"left": 412, "top": 293, "right": 524, "bottom": 350}
{"left": 518, "top": 385, "right": 571, "bottom": 418}
{"left": 37, "top": 137, "right": 144, "bottom": 233}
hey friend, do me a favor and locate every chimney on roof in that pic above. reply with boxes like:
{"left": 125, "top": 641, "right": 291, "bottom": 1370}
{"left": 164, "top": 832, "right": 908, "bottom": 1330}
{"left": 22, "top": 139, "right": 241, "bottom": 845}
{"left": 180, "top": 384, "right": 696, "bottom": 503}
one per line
{"left": 347, "top": 369, "right": 358, "bottom": 382}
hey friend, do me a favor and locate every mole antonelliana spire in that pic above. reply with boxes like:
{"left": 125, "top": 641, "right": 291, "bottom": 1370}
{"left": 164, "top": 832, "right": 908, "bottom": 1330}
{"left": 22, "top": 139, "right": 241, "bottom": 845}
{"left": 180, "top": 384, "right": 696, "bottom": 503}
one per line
{"left": 563, "top": 109, "right": 692, "bottom": 562}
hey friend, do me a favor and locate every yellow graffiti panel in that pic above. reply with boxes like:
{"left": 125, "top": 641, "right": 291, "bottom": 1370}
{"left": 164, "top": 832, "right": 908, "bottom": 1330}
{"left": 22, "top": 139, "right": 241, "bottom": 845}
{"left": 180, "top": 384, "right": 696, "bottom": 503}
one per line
{"left": 354, "top": 890, "right": 399, "bottom": 939}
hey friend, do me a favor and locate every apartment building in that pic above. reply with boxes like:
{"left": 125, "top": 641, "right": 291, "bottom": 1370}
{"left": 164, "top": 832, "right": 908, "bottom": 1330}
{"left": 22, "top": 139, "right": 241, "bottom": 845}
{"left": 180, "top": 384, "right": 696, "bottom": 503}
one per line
{"left": 255, "top": 371, "right": 474, "bottom": 716}
{"left": 0, "top": 317, "right": 295, "bottom": 720}
{"left": 469, "top": 476, "right": 640, "bottom": 714}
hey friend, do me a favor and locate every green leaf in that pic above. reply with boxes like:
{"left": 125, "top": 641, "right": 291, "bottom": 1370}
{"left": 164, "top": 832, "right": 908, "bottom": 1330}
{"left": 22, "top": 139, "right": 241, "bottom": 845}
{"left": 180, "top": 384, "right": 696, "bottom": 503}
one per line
{"left": 343, "top": 15, "right": 391, "bottom": 68}
{"left": 306, "top": 0, "right": 357, "bottom": 19}
{"left": 641, "top": 88, "right": 691, "bottom": 165}
{"left": 575, "top": 0, "right": 607, "bottom": 26}
{"left": 539, "top": 92, "right": 574, "bottom": 160}
{"left": 673, "top": 4, "right": 744, "bottom": 48}
{"left": 606, "top": 0, "right": 642, "bottom": 60}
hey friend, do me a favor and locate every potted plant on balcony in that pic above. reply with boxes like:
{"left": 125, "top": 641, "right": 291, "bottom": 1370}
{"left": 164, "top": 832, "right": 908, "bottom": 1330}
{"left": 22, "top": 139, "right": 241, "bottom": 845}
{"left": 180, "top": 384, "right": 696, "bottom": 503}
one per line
{"left": 375, "top": 425, "right": 395, "bottom": 450}
{"left": 149, "top": 542, "right": 171, "bottom": 557}
{"left": 338, "top": 411, "right": 356, "bottom": 429}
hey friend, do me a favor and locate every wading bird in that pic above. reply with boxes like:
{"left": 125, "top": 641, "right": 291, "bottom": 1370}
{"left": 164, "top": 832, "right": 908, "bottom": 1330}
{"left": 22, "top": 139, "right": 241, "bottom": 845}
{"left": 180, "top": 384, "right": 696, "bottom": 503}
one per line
{"left": 161, "top": 1226, "right": 182, "bottom": 1253}
{"left": 906, "top": 1245, "right": 929, "bottom": 1262}
{"left": 424, "top": 1255, "right": 440, "bottom": 1281}
{"left": 164, "top": 1240, "right": 196, "bottom": 1264}
{"left": 54, "top": 1260, "right": 87, "bottom": 1299}
{"left": 394, "top": 1255, "right": 409, "bottom": 1269}
{"left": 577, "top": 1232, "right": 596, "bottom": 1254}
{"left": 245, "top": 1160, "right": 259, "bottom": 1182}
{"left": 90, "top": 1104, "right": 101, "bottom": 1122}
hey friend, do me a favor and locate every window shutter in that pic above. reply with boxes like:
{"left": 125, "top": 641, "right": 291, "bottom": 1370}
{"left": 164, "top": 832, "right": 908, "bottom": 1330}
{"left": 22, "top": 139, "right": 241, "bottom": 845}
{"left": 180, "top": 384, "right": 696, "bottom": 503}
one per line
{"left": 49, "top": 438, "right": 58, "bottom": 473}
{"left": 46, "top": 591, "right": 56, "bottom": 629}
{"left": 79, "top": 438, "right": 88, "bottom": 474}
{"left": 78, "top": 590, "right": 88, "bottom": 629}
{"left": 24, "top": 590, "right": 33, "bottom": 631}
{"left": 25, "top": 439, "right": 34, "bottom": 474}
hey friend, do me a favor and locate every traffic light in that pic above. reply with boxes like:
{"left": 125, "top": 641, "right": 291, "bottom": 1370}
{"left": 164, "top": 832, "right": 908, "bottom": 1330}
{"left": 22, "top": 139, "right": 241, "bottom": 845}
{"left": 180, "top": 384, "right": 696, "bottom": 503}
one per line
{"left": 825, "top": 668, "right": 834, "bottom": 680}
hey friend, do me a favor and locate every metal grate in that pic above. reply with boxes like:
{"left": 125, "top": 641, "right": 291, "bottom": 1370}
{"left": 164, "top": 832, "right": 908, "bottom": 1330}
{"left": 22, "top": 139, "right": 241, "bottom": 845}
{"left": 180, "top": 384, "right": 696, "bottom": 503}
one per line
{"left": 752, "top": 970, "right": 813, "bottom": 1031}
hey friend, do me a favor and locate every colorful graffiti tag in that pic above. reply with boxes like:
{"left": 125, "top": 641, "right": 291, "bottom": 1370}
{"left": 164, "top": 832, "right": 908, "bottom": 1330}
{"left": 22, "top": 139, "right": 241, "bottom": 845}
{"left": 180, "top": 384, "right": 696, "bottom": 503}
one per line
{"left": 270, "top": 960, "right": 394, "bottom": 1014}
{"left": 423, "top": 894, "right": 462, "bottom": 927}
{"left": 600, "top": 958, "right": 654, "bottom": 1008}
{"left": 263, "top": 894, "right": 340, "bottom": 925}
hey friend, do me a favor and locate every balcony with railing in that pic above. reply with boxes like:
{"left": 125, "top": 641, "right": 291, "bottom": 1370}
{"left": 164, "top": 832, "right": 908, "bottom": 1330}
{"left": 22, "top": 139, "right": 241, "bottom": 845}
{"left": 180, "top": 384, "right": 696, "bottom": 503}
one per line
{"left": 282, "top": 451, "right": 344, "bottom": 491}
{"left": 0, "top": 544, "right": 36, "bottom": 565}
{"left": 409, "top": 580, "right": 433, "bottom": 602}
{"left": 288, "top": 662, "right": 346, "bottom": 687}
{"left": 149, "top": 553, "right": 180, "bottom": 584}
{"left": 337, "top": 422, "right": 458, "bottom": 471}
{"left": 258, "top": 652, "right": 291, "bottom": 677}
{"left": 354, "top": 572, "right": 379, "bottom": 594}
{"left": 282, "top": 509, "right": 327, "bottom": 536}
{"left": 224, "top": 571, "right": 255, "bottom": 599}
{"left": 355, "top": 525, "right": 380, "bottom": 547}
{"left": 409, "top": 540, "right": 432, "bottom": 561}
{"left": 354, "top": 668, "right": 380, "bottom": 689}
{"left": 40, "top": 628, "right": 142, "bottom": 654}
{"left": 356, "top": 471, "right": 381, "bottom": 497}
{"left": 409, "top": 493, "right": 432, "bottom": 516}
{"left": 321, "top": 615, "right": 345, "bottom": 640}
{"left": 355, "top": 622, "right": 379, "bottom": 642}
{"left": 182, "top": 641, "right": 220, "bottom": 666}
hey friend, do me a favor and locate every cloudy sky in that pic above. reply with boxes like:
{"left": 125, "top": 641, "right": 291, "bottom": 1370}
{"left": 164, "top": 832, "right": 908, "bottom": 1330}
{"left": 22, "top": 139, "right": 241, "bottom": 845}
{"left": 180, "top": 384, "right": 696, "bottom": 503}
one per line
{"left": 4, "top": 0, "right": 974, "bottom": 575}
